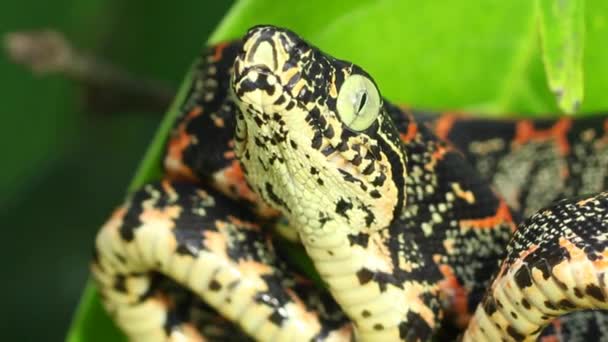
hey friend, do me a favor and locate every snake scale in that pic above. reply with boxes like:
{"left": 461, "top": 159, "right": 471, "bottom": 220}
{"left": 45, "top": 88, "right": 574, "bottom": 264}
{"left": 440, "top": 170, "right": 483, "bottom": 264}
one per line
{"left": 92, "top": 26, "right": 608, "bottom": 341}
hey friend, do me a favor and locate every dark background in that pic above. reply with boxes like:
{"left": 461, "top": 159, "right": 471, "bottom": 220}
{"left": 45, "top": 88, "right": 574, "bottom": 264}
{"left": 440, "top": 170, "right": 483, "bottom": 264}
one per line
{"left": 0, "top": 1, "right": 233, "bottom": 340}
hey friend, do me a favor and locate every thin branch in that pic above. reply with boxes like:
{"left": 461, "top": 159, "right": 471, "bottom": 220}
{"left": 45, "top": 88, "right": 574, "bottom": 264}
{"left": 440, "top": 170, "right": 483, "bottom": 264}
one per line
{"left": 4, "top": 30, "right": 175, "bottom": 113}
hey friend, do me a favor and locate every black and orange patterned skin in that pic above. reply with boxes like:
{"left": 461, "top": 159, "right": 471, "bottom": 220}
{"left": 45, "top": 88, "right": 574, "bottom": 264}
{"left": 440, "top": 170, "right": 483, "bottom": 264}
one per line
{"left": 406, "top": 112, "right": 608, "bottom": 340}
{"left": 92, "top": 26, "right": 608, "bottom": 341}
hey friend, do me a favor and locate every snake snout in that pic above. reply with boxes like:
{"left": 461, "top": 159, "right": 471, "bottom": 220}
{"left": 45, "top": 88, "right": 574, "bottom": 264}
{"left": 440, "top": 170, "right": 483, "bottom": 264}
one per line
{"left": 239, "top": 26, "right": 284, "bottom": 74}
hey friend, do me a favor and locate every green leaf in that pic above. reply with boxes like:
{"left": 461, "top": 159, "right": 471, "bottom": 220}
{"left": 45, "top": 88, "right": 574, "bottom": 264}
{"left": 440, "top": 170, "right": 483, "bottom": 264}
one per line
{"left": 536, "top": 0, "right": 585, "bottom": 114}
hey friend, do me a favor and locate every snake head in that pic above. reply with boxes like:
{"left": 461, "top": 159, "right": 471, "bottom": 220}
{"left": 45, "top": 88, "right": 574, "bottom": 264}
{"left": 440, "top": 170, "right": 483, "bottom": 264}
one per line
{"left": 232, "top": 25, "right": 406, "bottom": 237}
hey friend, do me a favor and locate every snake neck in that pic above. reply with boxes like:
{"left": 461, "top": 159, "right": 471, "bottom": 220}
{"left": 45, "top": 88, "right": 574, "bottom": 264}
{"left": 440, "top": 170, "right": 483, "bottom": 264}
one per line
{"left": 388, "top": 105, "right": 517, "bottom": 328}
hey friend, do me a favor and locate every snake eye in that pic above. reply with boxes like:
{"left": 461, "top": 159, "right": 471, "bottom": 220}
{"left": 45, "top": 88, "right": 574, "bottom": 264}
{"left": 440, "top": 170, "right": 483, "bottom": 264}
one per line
{"left": 336, "top": 74, "right": 381, "bottom": 131}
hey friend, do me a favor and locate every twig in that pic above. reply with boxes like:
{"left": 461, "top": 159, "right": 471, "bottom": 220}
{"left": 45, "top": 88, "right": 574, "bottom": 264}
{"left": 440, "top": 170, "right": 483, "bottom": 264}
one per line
{"left": 4, "top": 30, "right": 175, "bottom": 113}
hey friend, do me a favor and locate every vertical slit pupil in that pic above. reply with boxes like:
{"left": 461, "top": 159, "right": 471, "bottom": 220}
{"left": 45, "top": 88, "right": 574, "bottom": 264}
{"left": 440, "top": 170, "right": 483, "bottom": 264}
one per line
{"left": 357, "top": 91, "right": 368, "bottom": 114}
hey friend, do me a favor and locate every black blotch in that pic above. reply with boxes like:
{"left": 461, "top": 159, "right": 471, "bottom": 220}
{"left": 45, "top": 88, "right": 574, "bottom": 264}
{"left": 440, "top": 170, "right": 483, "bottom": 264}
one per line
{"left": 362, "top": 163, "right": 375, "bottom": 175}
{"left": 335, "top": 198, "right": 353, "bottom": 218}
{"left": 514, "top": 266, "right": 532, "bottom": 289}
{"left": 351, "top": 154, "right": 362, "bottom": 166}
{"left": 348, "top": 232, "right": 370, "bottom": 247}
{"left": 586, "top": 284, "right": 606, "bottom": 302}
{"left": 269, "top": 310, "right": 287, "bottom": 326}
{"left": 113, "top": 275, "right": 127, "bottom": 293}
{"left": 356, "top": 268, "right": 374, "bottom": 285}
{"left": 321, "top": 145, "right": 336, "bottom": 156}
{"left": 371, "top": 172, "right": 386, "bottom": 187}
{"left": 554, "top": 278, "right": 568, "bottom": 291}
{"left": 175, "top": 244, "right": 197, "bottom": 256}
{"left": 544, "top": 300, "right": 557, "bottom": 310}
{"left": 506, "top": 326, "right": 525, "bottom": 341}
{"left": 113, "top": 253, "right": 127, "bottom": 265}
{"left": 484, "top": 296, "right": 497, "bottom": 315}
{"left": 209, "top": 280, "right": 222, "bottom": 291}
{"left": 360, "top": 205, "right": 375, "bottom": 227}
{"left": 399, "top": 311, "right": 433, "bottom": 342}
{"left": 275, "top": 95, "right": 286, "bottom": 105}
{"left": 339, "top": 169, "right": 363, "bottom": 187}
{"left": 370, "top": 190, "right": 381, "bottom": 199}
{"left": 254, "top": 136, "right": 265, "bottom": 147}
{"left": 318, "top": 213, "right": 330, "bottom": 227}
{"left": 373, "top": 323, "right": 384, "bottom": 331}
{"left": 265, "top": 183, "right": 290, "bottom": 212}
{"left": 324, "top": 125, "right": 335, "bottom": 139}
{"left": 311, "top": 131, "right": 323, "bottom": 149}
{"left": 521, "top": 298, "right": 531, "bottom": 310}
{"left": 536, "top": 260, "right": 552, "bottom": 280}
{"left": 253, "top": 115, "right": 264, "bottom": 127}
{"left": 558, "top": 299, "right": 575, "bottom": 309}
{"left": 119, "top": 227, "right": 135, "bottom": 242}
{"left": 362, "top": 310, "right": 371, "bottom": 318}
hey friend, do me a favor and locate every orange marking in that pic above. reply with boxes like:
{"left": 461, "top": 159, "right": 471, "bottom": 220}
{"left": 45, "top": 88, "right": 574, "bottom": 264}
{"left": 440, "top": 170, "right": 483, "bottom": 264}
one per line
{"left": 576, "top": 196, "right": 596, "bottom": 207}
{"left": 222, "top": 160, "right": 257, "bottom": 201}
{"left": 594, "top": 253, "right": 608, "bottom": 271}
{"left": 103, "top": 207, "right": 127, "bottom": 233}
{"left": 211, "top": 114, "right": 225, "bottom": 128}
{"left": 237, "top": 260, "right": 274, "bottom": 276}
{"left": 557, "top": 237, "right": 608, "bottom": 276}
{"left": 152, "top": 290, "right": 173, "bottom": 309}
{"left": 559, "top": 237, "right": 586, "bottom": 261}
{"left": 451, "top": 183, "right": 476, "bottom": 204}
{"left": 542, "top": 319, "right": 562, "bottom": 342}
{"left": 284, "top": 288, "right": 324, "bottom": 331}
{"left": 165, "top": 107, "right": 203, "bottom": 182}
{"left": 140, "top": 205, "right": 181, "bottom": 226}
{"left": 223, "top": 150, "right": 236, "bottom": 159}
{"left": 399, "top": 121, "right": 418, "bottom": 142}
{"left": 213, "top": 161, "right": 280, "bottom": 219}
{"left": 176, "top": 324, "right": 206, "bottom": 342}
{"left": 540, "top": 334, "right": 560, "bottom": 342}
{"left": 186, "top": 106, "right": 203, "bottom": 120}
{"left": 204, "top": 228, "right": 228, "bottom": 258}
{"left": 513, "top": 118, "right": 572, "bottom": 155}
{"left": 434, "top": 114, "right": 457, "bottom": 140}
{"left": 436, "top": 261, "right": 471, "bottom": 328}
{"left": 424, "top": 145, "right": 449, "bottom": 171}
{"left": 517, "top": 244, "right": 540, "bottom": 263}
{"left": 110, "top": 206, "right": 127, "bottom": 221}
{"left": 212, "top": 42, "right": 229, "bottom": 62}
{"left": 459, "top": 200, "right": 514, "bottom": 230}
{"left": 227, "top": 215, "right": 260, "bottom": 231}
{"left": 492, "top": 244, "right": 540, "bottom": 290}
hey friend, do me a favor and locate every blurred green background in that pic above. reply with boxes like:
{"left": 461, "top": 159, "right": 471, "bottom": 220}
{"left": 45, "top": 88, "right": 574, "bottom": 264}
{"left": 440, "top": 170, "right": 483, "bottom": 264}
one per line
{"left": 0, "top": 1, "right": 233, "bottom": 340}
{"left": 1, "top": 0, "right": 603, "bottom": 341}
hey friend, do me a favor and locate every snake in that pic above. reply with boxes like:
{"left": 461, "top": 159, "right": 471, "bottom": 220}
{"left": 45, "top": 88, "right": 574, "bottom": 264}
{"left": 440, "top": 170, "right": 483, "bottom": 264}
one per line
{"left": 92, "top": 25, "right": 608, "bottom": 341}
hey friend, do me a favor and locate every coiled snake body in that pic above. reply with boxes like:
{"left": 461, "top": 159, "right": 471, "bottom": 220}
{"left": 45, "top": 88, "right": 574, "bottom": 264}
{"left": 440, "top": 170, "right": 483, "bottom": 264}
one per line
{"left": 92, "top": 26, "right": 608, "bottom": 341}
